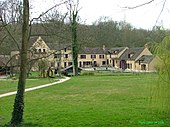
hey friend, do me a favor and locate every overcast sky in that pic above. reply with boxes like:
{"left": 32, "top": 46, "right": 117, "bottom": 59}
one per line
{"left": 31, "top": 0, "right": 170, "bottom": 29}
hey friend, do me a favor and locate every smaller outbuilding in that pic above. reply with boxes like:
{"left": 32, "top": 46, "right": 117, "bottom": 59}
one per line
{"left": 136, "top": 55, "right": 160, "bottom": 72}
{"left": 0, "top": 55, "right": 10, "bottom": 75}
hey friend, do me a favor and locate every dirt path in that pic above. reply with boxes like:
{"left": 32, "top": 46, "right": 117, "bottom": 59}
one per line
{"left": 0, "top": 77, "right": 71, "bottom": 98}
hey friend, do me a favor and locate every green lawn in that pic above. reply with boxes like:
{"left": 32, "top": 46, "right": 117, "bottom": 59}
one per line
{"left": 0, "top": 78, "right": 57, "bottom": 94}
{"left": 0, "top": 73, "right": 169, "bottom": 127}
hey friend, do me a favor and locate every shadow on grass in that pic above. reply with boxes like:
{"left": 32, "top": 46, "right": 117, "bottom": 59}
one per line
{"left": 2, "top": 123, "right": 44, "bottom": 127}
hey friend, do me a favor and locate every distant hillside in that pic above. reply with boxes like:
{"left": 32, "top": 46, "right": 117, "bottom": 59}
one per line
{"left": 0, "top": 20, "right": 169, "bottom": 54}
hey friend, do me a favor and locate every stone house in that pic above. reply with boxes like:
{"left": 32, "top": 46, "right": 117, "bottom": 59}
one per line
{"left": 55, "top": 45, "right": 159, "bottom": 72}
{"left": 28, "top": 36, "right": 56, "bottom": 71}
{"left": 119, "top": 47, "right": 159, "bottom": 71}
{"left": 78, "top": 47, "right": 107, "bottom": 67}
{"left": 0, "top": 36, "right": 160, "bottom": 73}
{"left": 106, "top": 47, "right": 128, "bottom": 68}
{"left": 54, "top": 46, "right": 72, "bottom": 68}
{"left": 135, "top": 55, "right": 160, "bottom": 71}
{"left": 9, "top": 36, "right": 56, "bottom": 72}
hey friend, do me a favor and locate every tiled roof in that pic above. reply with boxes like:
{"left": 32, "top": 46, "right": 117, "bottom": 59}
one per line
{"left": 137, "top": 55, "right": 155, "bottom": 63}
{"left": 107, "top": 47, "right": 127, "bottom": 54}
{"left": 120, "top": 47, "right": 145, "bottom": 60}
{"left": 79, "top": 47, "right": 106, "bottom": 54}
{"left": 30, "top": 36, "right": 69, "bottom": 50}
{"left": 29, "top": 36, "right": 50, "bottom": 49}
{"left": 56, "top": 44, "right": 71, "bottom": 51}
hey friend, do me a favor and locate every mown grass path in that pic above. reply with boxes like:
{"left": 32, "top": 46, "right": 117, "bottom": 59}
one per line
{"left": 0, "top": 77, "right": 70, "bottom": 98}
{"left": 0, "top": 78, "right": 61, "bottom": 94}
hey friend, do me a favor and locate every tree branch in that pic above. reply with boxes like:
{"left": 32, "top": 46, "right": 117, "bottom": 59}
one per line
{"left": 0, "top": 35, "right": 7, "bottom": 46}
{"left": 30, "top": 1, "right": 68, "bottom": 23}
{"left": 122, "top": 0, "right": 155, "bottom": 9}
{"left": 154, "top": 0, "right": 166, "bottom": 28}
{"left": 28, "top": 50, "right": 57, "bottom": 63}
{"left": 0, "top": 53, "right": 20, "bottom": 72}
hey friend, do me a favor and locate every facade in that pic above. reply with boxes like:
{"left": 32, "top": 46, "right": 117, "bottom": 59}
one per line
{"left": 55, "top": 46, "right": 127, "bottom": 68}
{"left": 0, "top": 36, "right": 160, "bottom": 74}
{"left": 54, "top": 46, "right": 72, "bottom": 68}
{"left": 107, "top": 47, "right": 128, "bottom": 68}
{"left": 28, "top": 36, "right": 56, "bottom": 71}
{"left": 119, "top": 47, "right": 160, "bottom": 71}
{"left": 135, "top": 55, "right": 160, "bottom": 71}
{"left": 56, "top": 45, "right": 159, "bottom": 72}
{"left": 78, "top": 47, "right": 107, "bottom": 67}
{"left": 9, "top": 36, "right": 56, "bottom": 72}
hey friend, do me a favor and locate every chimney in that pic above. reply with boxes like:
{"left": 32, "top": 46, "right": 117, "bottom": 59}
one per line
{"left": 103, "top": 45, "right": 105, "bottom": 51}
{"left": 144, "top": 43, "right": 148, "bottom": 49}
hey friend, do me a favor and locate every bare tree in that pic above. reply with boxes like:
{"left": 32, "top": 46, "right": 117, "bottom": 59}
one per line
{"left": 122, "top": 0, "right": 155, "bottom": 9}
{"left": 10, "top": 0, "right": 29, "bottom": 126}
{"left": 0, "top": 0, "right": 23, "bottom": 24}
{"left": 67, "top": 0, "right": 80, "bottom": 76}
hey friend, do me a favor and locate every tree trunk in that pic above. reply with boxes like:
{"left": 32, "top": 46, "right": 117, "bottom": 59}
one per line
{"left": 10, "top": 0, "right": 29, "bottom": 126}
{"left": 58, "top": 41, "right": 62, "bottom": 77}
{"left": 71, "top": 11, "right": 78, "bottom": 76}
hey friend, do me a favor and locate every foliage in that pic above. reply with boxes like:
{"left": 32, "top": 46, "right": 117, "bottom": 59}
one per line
{"left": 38, "top": 59, "right": 49, "bottom": 78}
{"left": 154, "top": 36, "right": 170, "bottom": 78}
{"left": 0, "top": 0, "right": 23, "bottom": 23}
{"left": 0, "top": 74, "right": 168, "bottom": 126}
{"left": 150, "top": 35, "right": 170, "bottom": 114}
{"left": 1, "top": 20, "right": 169, "bottom": 56}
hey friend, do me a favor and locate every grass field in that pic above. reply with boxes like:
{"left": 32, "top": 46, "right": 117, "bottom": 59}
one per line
{"left": 0, "top": 73, "right": 169, "bottom": 127}
{"left": 0, "top": 78, "right": 57, "bottom": 94}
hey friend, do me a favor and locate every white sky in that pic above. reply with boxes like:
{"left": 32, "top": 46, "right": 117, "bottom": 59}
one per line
{"left": 30, "top": 0, "right": 170, "bottom": 29}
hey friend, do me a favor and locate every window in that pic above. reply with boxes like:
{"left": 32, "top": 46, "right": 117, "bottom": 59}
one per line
{"left": 79, "top": 62, "right": 82, "bottom": 67}
{"left": 138, "top": 60, "right": 142, "bottom": 65}
{"left": 128, "top": 54, "right": 134, "bottom": 58}
{"left": 64, "top": 62, "right": 67, "bottom": 67}
{"left": 68, "top": 62, "right": 72, "bottom": 66}
{"left": 114, "top": 50, "right": 118, "bottom": 54}
{"left": 80, "top": 55, "right": 86, "bottom": 59}
{"left": 99, "top": 55, "right": 105, "bottom": 59}
{"left": 64, "top": 48, "right": 67, "bottom": 52}
{"left": 39, "top": 49, "right": 41, "bottom": 53}
{"left": 43, "top": 49, "right": 46, "bottom": 52}
{"left": 64, "top": 54, "right": 68, "bottom": 58}
{"left": 141, "top": 64, "right": 146, "bottom": 70}
{"left": 91, "top": 55, "right": 96, "bottom": 59}
{"left": 107, "top": 59, "right": 109, "bottom": 64}
{"left": 102, "top": 61, "right": 106, "bottom": 65}
{"left": 127, "top": 63, "right": 132, "bottom": 69}
{"left": 128, "top": 54, "right": 130, "bottom": 58}
{"left": 54, "top": 54, "right": 60, "bottom": 58}
{"left": 83, "top": 61, "right": 91, "bottom": 66}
